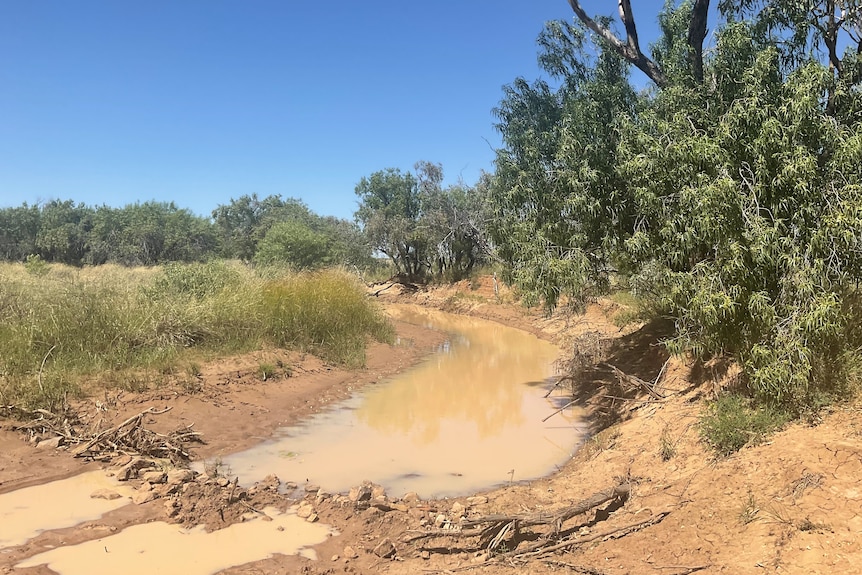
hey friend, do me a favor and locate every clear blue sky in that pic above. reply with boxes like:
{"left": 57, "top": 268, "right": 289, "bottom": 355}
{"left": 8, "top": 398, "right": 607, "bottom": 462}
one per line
{"left": 0, "top": 1, "right": 671, "bottom": 221}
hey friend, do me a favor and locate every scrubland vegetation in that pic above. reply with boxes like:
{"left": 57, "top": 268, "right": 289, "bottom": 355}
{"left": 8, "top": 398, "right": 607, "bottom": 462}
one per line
{"left": 0, "top": 261, "right": 392, "bottom": 411}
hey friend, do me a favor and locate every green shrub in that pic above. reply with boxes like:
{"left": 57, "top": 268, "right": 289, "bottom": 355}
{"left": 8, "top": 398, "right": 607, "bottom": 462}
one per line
{"left": 700, "top": 394, "right": 791, "bottom": 456}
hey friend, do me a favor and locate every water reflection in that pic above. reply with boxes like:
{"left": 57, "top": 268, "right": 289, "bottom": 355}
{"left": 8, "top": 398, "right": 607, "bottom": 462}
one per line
{"left": 220, "top": 306, "right": 586, "bottom": 498}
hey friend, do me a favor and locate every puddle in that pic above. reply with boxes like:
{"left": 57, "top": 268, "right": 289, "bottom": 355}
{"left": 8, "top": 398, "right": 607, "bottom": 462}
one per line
{"left": 16, "top": 507, "right": 334, "bottom": 575}
{"left": 218, "top": 306, "right": 586, "bottom": 498}
{"left": 0, "top": 470, "right": 134, "bottom": 548}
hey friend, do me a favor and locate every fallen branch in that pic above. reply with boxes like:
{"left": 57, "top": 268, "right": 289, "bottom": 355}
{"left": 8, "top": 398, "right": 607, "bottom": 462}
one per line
{"left": 405, "top": 484, "right": 630, "bottom": 548}
{"left": 604, "top": 363, "right": 664, "bottom": 400}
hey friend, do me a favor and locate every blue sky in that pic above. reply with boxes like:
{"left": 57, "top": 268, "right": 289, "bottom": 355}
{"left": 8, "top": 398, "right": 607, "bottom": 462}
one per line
{"left": 1, "top": 1, "right": 672, "bottom": 221}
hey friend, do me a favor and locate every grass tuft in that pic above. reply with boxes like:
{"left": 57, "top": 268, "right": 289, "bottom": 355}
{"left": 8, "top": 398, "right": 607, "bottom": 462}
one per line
{"left": 700, "top": 394, "right": 791, "bottom": 456}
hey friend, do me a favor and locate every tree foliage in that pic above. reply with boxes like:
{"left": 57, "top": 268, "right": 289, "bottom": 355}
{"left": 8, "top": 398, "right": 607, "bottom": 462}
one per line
{"left": 354, "top": 163, "right": 491, "bottom": 281}
{"left": 491, "top": 4, "right": 862, "bottom": 408}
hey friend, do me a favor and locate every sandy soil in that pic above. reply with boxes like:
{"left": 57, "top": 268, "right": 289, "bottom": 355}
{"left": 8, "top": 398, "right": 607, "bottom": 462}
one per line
{"left": 3, "top": 278, "right": 862, "bottom": 575}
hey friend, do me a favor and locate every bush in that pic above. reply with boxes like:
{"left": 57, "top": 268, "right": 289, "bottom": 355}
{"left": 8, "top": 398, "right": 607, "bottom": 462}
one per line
{"left": 700, "top": 394, "right": 791, "bottom": 456}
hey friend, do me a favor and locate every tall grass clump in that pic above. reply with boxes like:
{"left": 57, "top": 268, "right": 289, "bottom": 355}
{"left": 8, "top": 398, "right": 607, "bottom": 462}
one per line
{"left": 261, "top": 269, "right": 394, "bottom": 366}
{"left": 0, "top": 262, "right": 392, "bottom": 410}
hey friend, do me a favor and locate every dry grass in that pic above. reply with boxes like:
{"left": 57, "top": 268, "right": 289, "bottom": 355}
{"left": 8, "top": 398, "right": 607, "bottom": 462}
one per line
{"left": 0, "top": 262, "right": 392, "bottom": 411}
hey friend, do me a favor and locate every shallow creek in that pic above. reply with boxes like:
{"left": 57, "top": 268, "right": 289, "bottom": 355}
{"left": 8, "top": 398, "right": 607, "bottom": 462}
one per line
{"left": 2, "top": 306, "right": 585, "bottom": 574}
{"left": 218, "top": 305, "right": 586, "bottom": 498}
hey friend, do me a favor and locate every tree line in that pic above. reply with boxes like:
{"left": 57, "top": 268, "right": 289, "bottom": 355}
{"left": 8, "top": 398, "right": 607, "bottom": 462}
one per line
{"left": 0, "top": 163, "right": 493, "bottom": 277}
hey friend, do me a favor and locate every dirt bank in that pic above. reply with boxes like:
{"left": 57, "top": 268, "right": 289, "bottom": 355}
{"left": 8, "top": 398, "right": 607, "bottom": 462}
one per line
{"left": 2, "top": 278, "right": 861, "bottom": 575}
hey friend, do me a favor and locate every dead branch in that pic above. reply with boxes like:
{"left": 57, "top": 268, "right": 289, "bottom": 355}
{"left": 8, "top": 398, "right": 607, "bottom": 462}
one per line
{"left": 516, "top": 511, "right": 670, "bottom": 559}
{"left": 603, "top": 363, "right": 664, "bottom": 400}
{"left": 543, "top": 399, "right": 578, "bottom": 422}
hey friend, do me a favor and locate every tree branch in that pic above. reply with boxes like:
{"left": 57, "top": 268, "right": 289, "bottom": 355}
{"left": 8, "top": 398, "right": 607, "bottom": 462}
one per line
{"left": 567, "top": 0, "right": 668, "bottom": 87}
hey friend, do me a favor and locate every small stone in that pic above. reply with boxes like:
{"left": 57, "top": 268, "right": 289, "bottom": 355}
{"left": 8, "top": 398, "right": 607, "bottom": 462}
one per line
{"left": 306, "top": 513, "right": 319, "bottom": 523}
{"left": 36, "top": 436, "right": 63, "bottom": 449}
{"left": 373, "top": 537, "right": 396, "bottom": 559}
{"left": 343, "top": 546, "right": 359, "bottom": 559}
{"left": 390, "top": 503, "right": 409, "bottom": 512}
{"left": 296, "top": 502, "right": 314, "bottom": 519}
{"left": 284, "top": 481, "right": 298, "bottom": 490}
{"left": 316, "top": 488, "right": 331, "bottom": 500}
{"left": 304, "top": 483, "right": 320, "bottom": 493}
{"left": 118, "top": 458, "right": 154, "bottom": 481}
{"left": 371, "top": 484, "right": 386, "bottom": 499}
{"left": 260, "top": 475, "right": 280, "bottom": 491}
{"left": 113, "top": 454, "right": 133, "bottom": 468}
{"left": 141, "top": 471, "right": 166, "bottom": 484}
{"left": 451, "top": 502, "right": 466, "bottom": 517}
{"left": 401, "top": 492, "right": 420, "bottom": 504}
{"left": 420, "top": 550, "right": 431, "bottom": 560}
{"left": 466, "top": 495, "right": 488, "bottom": 506}
{"left": 132, "top": 490, "right": 156, "bottom": 505}
{"left": 276, "top": 526, "right": 285, "bottom": 532}
{"left": 241, "top": 512, "right": 258, "bottom": 522}
{"left": 331, "top": 555, "right": 340, "bottom": 562}
{"left": 90, "top": 489, "right": 122, "bottom": 501}
{"left": 348, "top": 484, "right": 372, "bottom": 503}
{"left": 166, "top": 469, "right": 195, "bottom": 486}
{"left": 434, "top": 514, "right": 449, "bottom": 528}
{"left": 216, "top": 477, "right": 231, "bottom": 487}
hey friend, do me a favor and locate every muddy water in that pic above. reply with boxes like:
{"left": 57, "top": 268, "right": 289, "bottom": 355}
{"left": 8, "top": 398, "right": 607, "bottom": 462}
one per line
{"left": 220, "top": 306, "right": 585, "bottom": 498}
{"left": 0, "top": 470, "right": 134, "bottom": 548}
{"left": 16, "top": 507, "right": 334, "bottom": 575}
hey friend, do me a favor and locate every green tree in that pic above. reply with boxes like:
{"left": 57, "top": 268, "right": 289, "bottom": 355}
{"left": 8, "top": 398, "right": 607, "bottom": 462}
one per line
{"left": 490, "top": 5, "right": 862, "bottom": 408}
{"left": 355, "top": 168, "right": 429, "bottom": 280}
{"left": 253, "top": 220, "right": 333, "bottom": 269}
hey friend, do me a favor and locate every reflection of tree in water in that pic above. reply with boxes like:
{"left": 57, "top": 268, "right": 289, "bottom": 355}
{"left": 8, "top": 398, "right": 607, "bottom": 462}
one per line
{"left": 357, "top": 309, "right": 559, "bottom": 444}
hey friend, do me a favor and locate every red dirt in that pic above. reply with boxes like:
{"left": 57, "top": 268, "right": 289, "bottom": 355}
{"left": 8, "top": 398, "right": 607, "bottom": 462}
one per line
{"left": 2, "top": 278, "right": 862, "bottom": 575}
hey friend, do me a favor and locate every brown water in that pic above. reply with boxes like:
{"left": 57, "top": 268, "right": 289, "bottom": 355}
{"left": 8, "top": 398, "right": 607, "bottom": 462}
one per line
{"left": 16, "top": 506, "right": 334, "bottom": 575}
{"left": 218, "top": 306, "right": 586, "bottom": 498}
{"left": 0, "top": 470, "right": 134, "bottom": 548}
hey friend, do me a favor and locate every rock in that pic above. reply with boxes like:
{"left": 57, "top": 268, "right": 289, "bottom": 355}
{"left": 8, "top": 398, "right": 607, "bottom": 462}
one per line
{"left": 390, "top": 503, "right": 409, "bottom": 512}
{"left": 304, "top": 483, "right": 320, "bottom": 493}
{"left": 306, "top": 513, "right": 319, "bottom": 523}
{"left": 401, "top": 492, "right": 420, "bottom": 504}
{"left": 284, "top": 481, "right": 298, "bottom": 491}
{"left": 316, "top": 488, "right": 331, "bottom": 500}
{"left": 36, "top": 436, "right": 63, "bottom": 449}
{"left": 241, "top": 512, "right": 258, "bottom": 522}
{"left": 260, "top": 474, "right": 280, "bottom": 491}
{"left": 331, "top": 555, "right": 340, "bottom": 562}
{"left": 371, "top": 484, "right": 386, "bottom": 499}
{"left": 451, "top": 502, "right": 466, "bottom": 517}
{"left": 343, "top": 546, "right": 359, "bottom": 559}
{"left": 472, "top": 552, "right": 489, "bottom": 564}
{"left": 434, "top": 514, "right": 449, "bottom": 528}
{"left": 132, "top": 490, "right": 156, "bottom": 505}
{"left": 216, "top": 477, "right": 231, "bottom": 487}
{"left": 118, "top": 458, "right": 155, "bottom": 481}
{"left": 467, "top": 495, "right": 488, "bottom": 506}
{"left": 373, "top": 538, "right": 396, "bottom": 559}
{"left": 166, "top": 469, "right": 195, "bottom": 486}
{"left": 296, "top": 502, "right": 314, "bottom": 519}
{"left": 420, "top": 550, "right": 431, "bottom": 560}
{"left": 113, "top": 454, "right": 133, "bottom": 468}
{"left": 141, "top": 471, "right": 166, "bottom": 484}
{"left": 90, "top": 489, "right": 123, "bottom": 501}
{"left": 348, "top": 484, "right": 372, "bottom": 503}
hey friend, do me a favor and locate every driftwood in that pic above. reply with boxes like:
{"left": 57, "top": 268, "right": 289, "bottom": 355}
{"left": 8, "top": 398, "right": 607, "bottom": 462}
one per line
{"left": 5, "top": 404, "right": 203, "bottom": 463}
{"left": 405, "top": 484, "right": 630, "bottom": 552}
